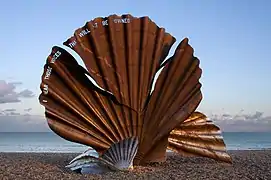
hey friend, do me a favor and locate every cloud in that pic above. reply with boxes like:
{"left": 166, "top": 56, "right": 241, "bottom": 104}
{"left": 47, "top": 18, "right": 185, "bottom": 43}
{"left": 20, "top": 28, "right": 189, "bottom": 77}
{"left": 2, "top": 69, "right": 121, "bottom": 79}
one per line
{"left": 0, "top": 110, "right": 49, "bottom": 132}
{"left": 18, "top": 89, "right": 35, "bottom": 98}
{"left": 211, "top": 111, "right": 271, "bottom": 132}
{"left": 0, "top": 80, "right": 35, "bottom": 104}
{"left": 3, "top": 108, "right": 16, "bottom": 112}
{"left": 24, "top": 108, "right": 32, "bottom": 112}
{"left": 1, "top": 109, "right": 19, "bottom": 116}
{"left": 0, "top": 107, "right": 270, "bottom": 132}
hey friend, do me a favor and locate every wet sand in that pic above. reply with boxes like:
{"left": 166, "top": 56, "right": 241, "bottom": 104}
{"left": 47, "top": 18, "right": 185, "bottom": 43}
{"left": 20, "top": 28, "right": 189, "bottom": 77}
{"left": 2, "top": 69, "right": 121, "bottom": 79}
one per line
{"left": 0, "top": 150, "right": 270, "bottom": 180}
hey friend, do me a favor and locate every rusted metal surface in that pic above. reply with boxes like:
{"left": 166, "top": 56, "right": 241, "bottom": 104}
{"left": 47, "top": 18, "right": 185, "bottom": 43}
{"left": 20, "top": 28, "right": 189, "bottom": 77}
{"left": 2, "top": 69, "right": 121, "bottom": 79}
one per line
{"left": 39, "top": 46, "right": 139, "bottom": 152}
{"left": 168, "top": 112, "right": 232, "bottom": 163}
{"left": 39, "top": 14, "right": 232, "bottom": 167}
{"left": 134, "top": 38, "right": 203, "bottom": 164}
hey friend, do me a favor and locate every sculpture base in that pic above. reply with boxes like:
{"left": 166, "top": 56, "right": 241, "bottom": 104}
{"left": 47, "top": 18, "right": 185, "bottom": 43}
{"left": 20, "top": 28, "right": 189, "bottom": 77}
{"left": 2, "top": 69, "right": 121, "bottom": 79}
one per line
{"left": 134, "top": 135, "right": 169, "bottom": 165}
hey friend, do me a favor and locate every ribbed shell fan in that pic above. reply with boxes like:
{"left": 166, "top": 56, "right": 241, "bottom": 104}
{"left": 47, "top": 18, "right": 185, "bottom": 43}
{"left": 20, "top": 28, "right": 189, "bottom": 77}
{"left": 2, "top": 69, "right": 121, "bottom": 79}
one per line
{"left": 39, "top": 14, "right": 232, "bottom": 174}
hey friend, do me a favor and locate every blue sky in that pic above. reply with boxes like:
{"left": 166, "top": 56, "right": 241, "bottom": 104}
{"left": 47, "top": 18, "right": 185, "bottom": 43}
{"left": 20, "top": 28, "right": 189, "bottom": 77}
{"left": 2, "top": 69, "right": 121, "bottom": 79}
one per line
{"left": 0, "top": 0, "right": 270, "bottom": 131}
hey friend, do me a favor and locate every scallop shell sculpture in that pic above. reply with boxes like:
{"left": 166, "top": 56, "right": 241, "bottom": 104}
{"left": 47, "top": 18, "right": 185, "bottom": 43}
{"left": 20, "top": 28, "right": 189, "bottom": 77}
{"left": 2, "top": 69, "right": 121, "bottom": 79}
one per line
{"left": 39, "top": 14, "right": 232, "bottom": 174}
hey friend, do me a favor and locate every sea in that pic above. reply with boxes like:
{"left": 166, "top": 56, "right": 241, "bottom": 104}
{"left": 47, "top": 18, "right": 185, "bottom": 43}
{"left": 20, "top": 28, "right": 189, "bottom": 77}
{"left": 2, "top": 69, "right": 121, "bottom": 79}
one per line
{"left": 0, "top": 132, "right": 270, "bottom": 153}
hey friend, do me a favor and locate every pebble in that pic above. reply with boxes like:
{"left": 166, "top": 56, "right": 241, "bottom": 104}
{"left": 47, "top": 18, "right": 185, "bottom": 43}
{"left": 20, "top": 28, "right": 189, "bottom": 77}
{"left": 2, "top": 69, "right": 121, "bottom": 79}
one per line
{"left": 0, "top": 150, "right": 270, "bottom": 180}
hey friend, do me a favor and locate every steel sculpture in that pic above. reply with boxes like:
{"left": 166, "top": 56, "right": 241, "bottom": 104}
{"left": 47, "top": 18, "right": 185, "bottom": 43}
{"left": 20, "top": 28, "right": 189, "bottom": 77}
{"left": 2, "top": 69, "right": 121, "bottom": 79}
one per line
{"left": 39, "top": 14, "right": 232, "bottom": 174}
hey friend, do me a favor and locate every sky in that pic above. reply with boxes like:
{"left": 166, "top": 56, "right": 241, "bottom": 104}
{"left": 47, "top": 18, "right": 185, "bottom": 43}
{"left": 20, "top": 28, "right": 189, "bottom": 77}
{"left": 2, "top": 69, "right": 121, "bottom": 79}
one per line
{"left": 0, "top": 0, "right": 270, "bottom": 132}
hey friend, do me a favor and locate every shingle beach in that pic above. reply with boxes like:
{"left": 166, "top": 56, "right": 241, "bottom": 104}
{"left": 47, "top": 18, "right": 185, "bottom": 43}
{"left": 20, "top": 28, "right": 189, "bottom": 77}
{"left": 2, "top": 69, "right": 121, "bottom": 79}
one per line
{"left": 0, "top": 150, "right": 270, "bottom": 180}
